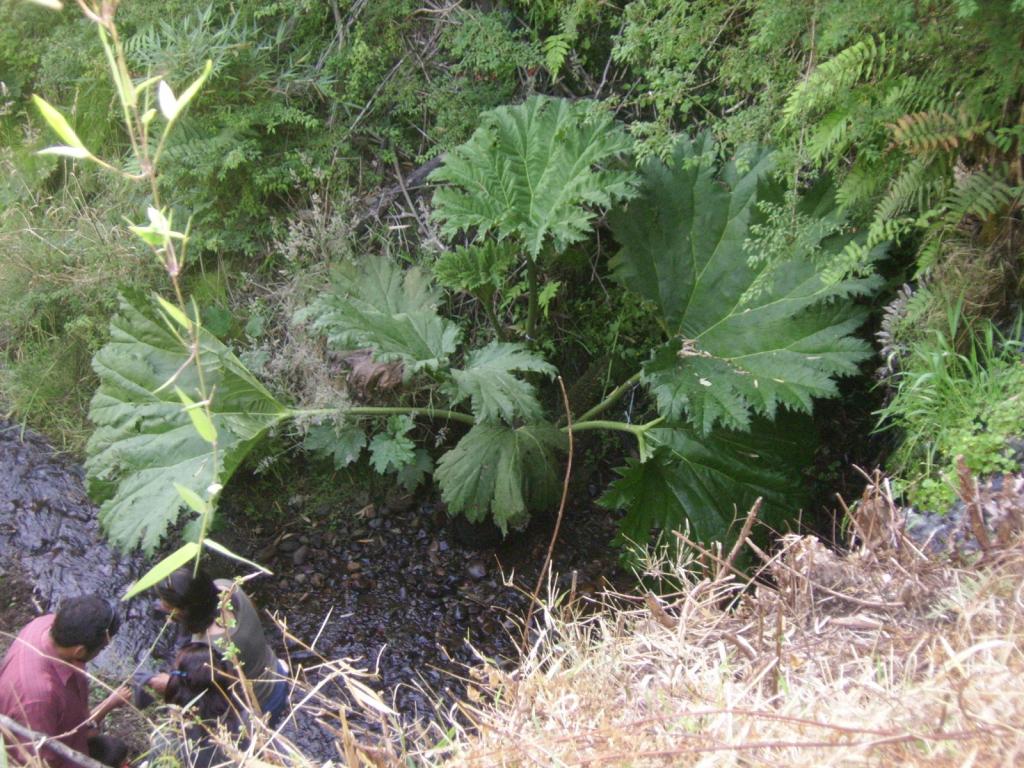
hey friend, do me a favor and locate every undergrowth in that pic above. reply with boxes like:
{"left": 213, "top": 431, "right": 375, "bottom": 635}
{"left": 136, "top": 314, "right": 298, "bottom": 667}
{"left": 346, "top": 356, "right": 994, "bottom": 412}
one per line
{"left": 0, "top": 176, "right": 161, "bottom": 452}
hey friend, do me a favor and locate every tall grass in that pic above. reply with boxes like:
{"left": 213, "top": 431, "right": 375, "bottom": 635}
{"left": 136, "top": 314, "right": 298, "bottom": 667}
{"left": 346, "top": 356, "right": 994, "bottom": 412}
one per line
{"left": 0, "top": 171, "right": 161, "bottom": 452}
{"left": 875, "top": 300, "right": 1024, "bottom": 511}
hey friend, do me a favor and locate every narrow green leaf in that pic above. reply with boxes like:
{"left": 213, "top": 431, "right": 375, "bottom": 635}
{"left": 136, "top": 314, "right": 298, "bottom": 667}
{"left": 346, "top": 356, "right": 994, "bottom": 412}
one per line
{"left": 175, "top": 387, "right": 217, "bottom": 444}
{"left": 121, "top": 542, "right": 199, "bottom": 600}
{"left": 134, "top": 75, "right": 162, "bottom": 96}
{"left": 174, "top": 482, "right": 209, "bottom": 516}
{"left": 176, "top": 60, "right": 213, "bottom": 114}
{"left": 31, "top": 95, "right": 87, "bottom": 150}
{"left": 202, "top": 538, "right": 272, "bottom": 575}
{"left": 129, "top": 226, "right": 166, "bottom": 248}
{"left": 156, "top": 295, "right": 193, "bottom": 330}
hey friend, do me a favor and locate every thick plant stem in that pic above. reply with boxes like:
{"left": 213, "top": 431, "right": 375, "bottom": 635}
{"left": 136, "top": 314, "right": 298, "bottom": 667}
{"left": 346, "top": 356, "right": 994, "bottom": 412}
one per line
{"left": 576, "top": 371, "right": 642, "bottom": 424}
{"left": 570, "top": 419, "right": 643, "bottom": 436}
{"left": 526, "top": 258, "right": 539, "bottom": 339}
{"left": 483, "top": 294, "right": 506, "bottom": 341}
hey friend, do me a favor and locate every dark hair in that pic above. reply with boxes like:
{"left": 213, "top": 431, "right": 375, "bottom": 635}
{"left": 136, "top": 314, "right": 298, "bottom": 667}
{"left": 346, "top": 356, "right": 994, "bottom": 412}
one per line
{"left": 165, "top": 642, "right": 239, "bottom": 723}
{"left": 52, "top": 595, "right": 120, "bottom": 654}
{"left": 154, "top": 567, "right": 219, "bottom": 634}
{"left": 87, "top": 735, "right": 129, "bottom": 767}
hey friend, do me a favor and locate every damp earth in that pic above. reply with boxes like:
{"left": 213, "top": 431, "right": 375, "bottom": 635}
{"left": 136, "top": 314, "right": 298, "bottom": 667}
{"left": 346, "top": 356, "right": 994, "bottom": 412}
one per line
{"left": 0, "top": 420, "right": 628, "bottom": 758}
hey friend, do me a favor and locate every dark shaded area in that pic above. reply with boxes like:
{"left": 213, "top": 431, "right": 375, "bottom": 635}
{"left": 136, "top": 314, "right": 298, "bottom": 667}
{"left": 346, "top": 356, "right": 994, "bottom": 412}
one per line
{"left": 0, "top": 419, "right": 629, "bottom": 759}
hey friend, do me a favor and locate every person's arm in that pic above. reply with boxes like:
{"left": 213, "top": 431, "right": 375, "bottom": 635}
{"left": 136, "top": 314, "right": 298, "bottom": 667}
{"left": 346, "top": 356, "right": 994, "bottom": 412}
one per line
{"left": 87, "top": 685, "right": 131, "bottom": 725}
{"left": 145, "top": 673, "right": 170, "bottom": 695}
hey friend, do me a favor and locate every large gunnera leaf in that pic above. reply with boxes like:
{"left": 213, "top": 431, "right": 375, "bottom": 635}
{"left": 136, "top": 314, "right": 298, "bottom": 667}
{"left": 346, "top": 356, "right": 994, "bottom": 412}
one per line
{"left": 445, "top": 342, "right": 556, "bottom": 424}
{"left": 430, "top": 95, "right": 638, "bottom": 258}
{"left": 435, "top": 423, "right": 566, "bottom": 533}
{"left": 609, "top": 134, "right": 880, "bottom": 434}
{"left": 301, "top": 255, "right": 461, "bottom": 375}
{"left": 86, "top": 291, "right": 289, "bottom": 552}
{"left": 600, "top": 414, "right": 813, "bottom": 550}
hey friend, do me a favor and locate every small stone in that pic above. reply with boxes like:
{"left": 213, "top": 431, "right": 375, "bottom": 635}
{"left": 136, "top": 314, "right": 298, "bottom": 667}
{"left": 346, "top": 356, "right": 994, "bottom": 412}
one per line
{"left": 277, "top": 538, "right": 300, "bottom": 554}
{"left": 292, "top": 545, "right": 309, "bottom": 566}
{"left": 346, "top": 560, "right": 363, "bottom": 573}
{"left": 467, "top": 560, "right": 487, "bottom": 580}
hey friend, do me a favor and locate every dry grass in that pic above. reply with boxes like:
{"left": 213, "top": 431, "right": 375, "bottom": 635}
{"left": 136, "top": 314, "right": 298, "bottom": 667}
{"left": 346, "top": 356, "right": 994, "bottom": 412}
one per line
{"left": 6, "top": 482, "right": 1023, "bottom": 768}
{"left": 407, "top": 487, "right": 1024, "bottom": 768}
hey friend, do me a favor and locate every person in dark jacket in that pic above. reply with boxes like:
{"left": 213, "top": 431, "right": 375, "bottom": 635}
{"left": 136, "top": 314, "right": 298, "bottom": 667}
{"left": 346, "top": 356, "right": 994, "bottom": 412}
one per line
{"left": 148, "top": 568, "right": 288, "bottom": 725}
{"left": 163, "top": 642, "right": 244, "bottom": 768}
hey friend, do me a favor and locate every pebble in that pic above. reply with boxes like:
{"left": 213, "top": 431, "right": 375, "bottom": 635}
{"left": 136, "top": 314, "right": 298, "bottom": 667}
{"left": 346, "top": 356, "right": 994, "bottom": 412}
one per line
{"left": 467, "top": 560, "right": 487, "bottom": 580}
{"left": 277, "top": 538, "right": 301, "bottom": 554}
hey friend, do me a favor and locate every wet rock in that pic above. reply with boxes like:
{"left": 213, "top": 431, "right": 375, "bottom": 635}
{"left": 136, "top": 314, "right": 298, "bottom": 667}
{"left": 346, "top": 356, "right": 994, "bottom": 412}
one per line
{"left": 278, "top": 537, "right": 301, "bottom": 554}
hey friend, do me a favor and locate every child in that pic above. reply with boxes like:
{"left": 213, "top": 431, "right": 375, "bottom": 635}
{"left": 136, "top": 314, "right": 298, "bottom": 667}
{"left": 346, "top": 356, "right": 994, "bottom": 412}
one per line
{"left": 87, "top": 735, "right": 130, "bottom": 768}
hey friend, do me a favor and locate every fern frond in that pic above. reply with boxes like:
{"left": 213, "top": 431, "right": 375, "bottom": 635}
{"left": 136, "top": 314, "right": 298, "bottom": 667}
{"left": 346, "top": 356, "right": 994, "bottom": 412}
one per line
{"left": 785, "top": 35, "right": 895, "bottom": 121}
{"left": 805, "top": 108, "right": 853, "bottom": 165}
{"left": 930, "top": 169, "right": 1021, "bottom": 229}
{"left": 836, "top": 157, "right": 887, "bottom": 211}
{"left": 890, "top": 111, "right": 988, "bottom": 154}
{"left": 543, "top": 33, "right": 571, "bottom": 79}
{"left": 874, "top": 157, "right": 948, "bottom": 222}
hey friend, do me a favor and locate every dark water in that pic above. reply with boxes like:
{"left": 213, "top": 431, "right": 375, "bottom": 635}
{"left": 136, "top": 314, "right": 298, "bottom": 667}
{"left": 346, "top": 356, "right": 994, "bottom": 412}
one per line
{"left": 0, "top": 420, "right": 166, "bottom": 675}
{"left": 0, "top": 419, "right": 626, "bottom": 758}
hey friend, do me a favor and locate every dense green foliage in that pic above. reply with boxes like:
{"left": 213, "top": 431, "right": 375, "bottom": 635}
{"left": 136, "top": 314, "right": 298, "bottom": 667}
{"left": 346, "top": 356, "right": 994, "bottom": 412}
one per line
{"left": 4, "top": 0, "right": 1022, "bottom": 552}
{"left": 609, "top": 135, "right": 879, "bottom": 434}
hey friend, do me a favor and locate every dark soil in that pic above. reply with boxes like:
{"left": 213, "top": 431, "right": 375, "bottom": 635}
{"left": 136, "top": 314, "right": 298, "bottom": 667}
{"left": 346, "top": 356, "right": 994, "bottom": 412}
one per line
{"left": 0, "top": 419, "right": 630, "bottom": 760}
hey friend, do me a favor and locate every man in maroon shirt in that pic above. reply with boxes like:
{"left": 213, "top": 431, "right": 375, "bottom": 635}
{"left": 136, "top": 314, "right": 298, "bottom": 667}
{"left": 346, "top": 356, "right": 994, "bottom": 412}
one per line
{"left": 0, "top": 595, "right": 130, "bottom": 767}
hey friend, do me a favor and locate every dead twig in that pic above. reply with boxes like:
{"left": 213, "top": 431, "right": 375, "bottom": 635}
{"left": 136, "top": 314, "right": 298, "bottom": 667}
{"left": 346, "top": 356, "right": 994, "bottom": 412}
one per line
{"left": 520, "top": 376, "right": 575, "bottom": 658}
{"left": 957, "top": 455, "right": 992, "bottom": 552}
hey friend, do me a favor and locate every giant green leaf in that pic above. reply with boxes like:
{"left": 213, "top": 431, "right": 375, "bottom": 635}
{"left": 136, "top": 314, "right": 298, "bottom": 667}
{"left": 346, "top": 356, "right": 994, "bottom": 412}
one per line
{"left": 609, "top": 134, "right": 881, "bottom": 434}
{"left": 430, "top": 95, "right": 639, "bottom": 259}
{"left": 85, "top": 291, "right": 290, "bottom": 552}
{"left": 301, "top": 255, "right": 461, "bottom": 375}
{"left": 435, "top": 422, "right": 566, "bottom": 532}
{"left": 600, "top": 415, "right": 813, "bottom": 549}
{"left": 446, "top": 341, "right": 556, "bottom": 424}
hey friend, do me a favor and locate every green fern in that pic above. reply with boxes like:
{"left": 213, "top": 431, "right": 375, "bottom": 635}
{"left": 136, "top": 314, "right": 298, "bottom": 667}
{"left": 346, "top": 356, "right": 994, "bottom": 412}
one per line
{"left": 784, "top": 35, "right": 896, "bottom": 122}
{"left": 543, "top": 33, "right": 572, "bottom": 79}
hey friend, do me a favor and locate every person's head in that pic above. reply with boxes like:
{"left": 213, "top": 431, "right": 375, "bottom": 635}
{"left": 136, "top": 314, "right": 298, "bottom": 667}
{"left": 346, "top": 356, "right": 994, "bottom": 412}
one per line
{"left": 165, "top": 642, "right": 237, "bottom": 722}
{"left": 51, "top": 594, "right": 121, "bottom": 662}
{"left": 154, "top": 567, "right": 218, "bottom": 634}
{"left": 87, "top": 734, "right": 130, "bottom": 768}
